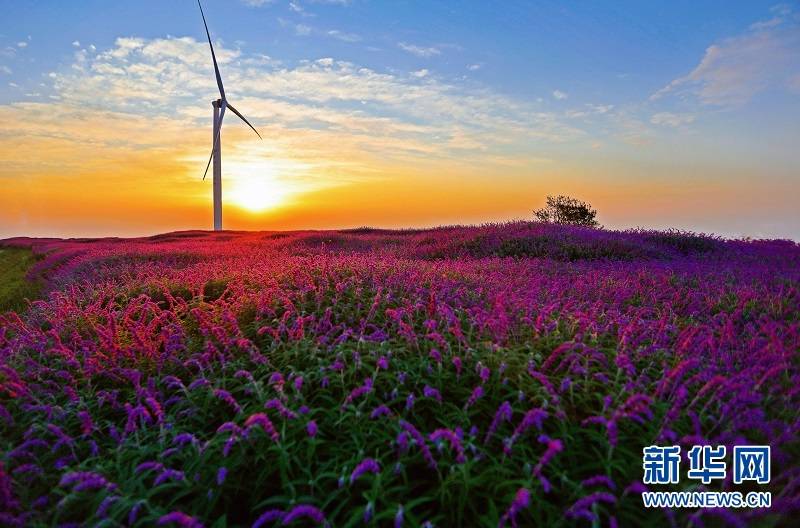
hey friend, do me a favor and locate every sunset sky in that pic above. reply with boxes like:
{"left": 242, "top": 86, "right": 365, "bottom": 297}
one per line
{"left": 1, "top": 0, "right": 799, "bottom": 239}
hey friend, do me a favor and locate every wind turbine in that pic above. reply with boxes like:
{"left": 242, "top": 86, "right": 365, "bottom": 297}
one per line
{"left": 197, "top": 0, "right": 262, "bottom": 231}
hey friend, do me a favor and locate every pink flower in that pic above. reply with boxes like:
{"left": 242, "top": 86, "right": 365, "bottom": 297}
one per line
{"left": 244, "top": 413, "right": 280, "bottom": 442}
{"left": 452, "top": 356, "right": 463, "bottom": 377}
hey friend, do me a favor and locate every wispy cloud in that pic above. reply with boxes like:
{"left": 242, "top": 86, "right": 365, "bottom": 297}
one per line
{"left": 279, "top": 18, "right": 360, "bottom": 42}
{"left": 398, "top": 42, "right": 441, "bottom": 58}
{"left": 326, "top": 29, "right": 361, "bottom": 42}
{"left": 552, "top": 90, "right": 568, "bottom": 100}
{"left": 288, "top": 1, "right": 312, "bottom": 16}
{"left": 11, "top": 34, "right": 587, "bottom": 190}
{"left": 295, "top": 24, "right": 312, "bottom": 36}
{"left": 651, "top": 6, "right": 800, "bottom": 105}
{"left": 650, "top": 112, "right": 695, "bottom": 127}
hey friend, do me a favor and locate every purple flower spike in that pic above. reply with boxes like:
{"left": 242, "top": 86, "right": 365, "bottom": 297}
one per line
{"left": 370, "top": 405, "right": 392, "bottom": 419}
{"left": 400, "top": 420, "right": 437, "bottom": 469}
{"left": 213, "top": 389, "right": 242, "bottom": 414}
{"left": 154, "top": 469, "right": 185, "bottom": 486}
{"left": 396, "top": 431, "right": 409, "bottom": 453}
{"left": 265, "top": 399, "right": 298, "bottom": 419}
{"left": 350, "top": 457, "right": 380, "bottom": 483}
{"left": 252, "top": 509, "right": 284, "bottom": 528}
{"left": 157, "top": 511, "right": 204, "bottom": 528}
{"left": 343, "top": 378, "right": 373, "bottom": 407}
{"left": 429, "top": 428, "right": 466, "bottom": 463}
{"left": 135, "top": 461, "right": 164, "bottom": 474}
{"left": 244, "top": 413, "right": 280, "bottom": 443}
{"left": 128, "top": 501, "right": 145, "bottom": 526}
{"left": 499, "top": 488, "right": 531, "bottom": 528}
{"left": 282, "top": 504, "right": 326, "bottom": 525}
{"left": 452, "top": 356, "right": 463, "bottom": 376}
{"left": 423, "top": 385, "right": 442, "bottom": 402}
{"left": 565, "top": 492, "right": 616, "bottom": 521}
{"left": 484, "top": 401, "right": 513, "bottom": 444}
{"left": 173, "top": 433, "right": 197, "bottom": 446}
{"left": 96, "top": 495, "right": 118, "bottom": 518}
{"left": 394, "top": 505, "right": 404, "bottom": 528}
{"left": 59, "top": 471, "right": 114, "bottom": 492}
{"left": 581, "top": 474, "right": 616, "bottom": 490}
{"left": 465, "top": 385, "right": 484, "bottom": 409}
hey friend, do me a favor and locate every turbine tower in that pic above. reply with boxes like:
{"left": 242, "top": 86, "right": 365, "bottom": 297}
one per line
{"left": 198, "top": 0, "right": 262, "bottom": 231}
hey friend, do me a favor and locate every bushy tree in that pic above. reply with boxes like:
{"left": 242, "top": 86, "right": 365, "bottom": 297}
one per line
{"left": 534, "top": 195, "right": 599, "bottom": 227}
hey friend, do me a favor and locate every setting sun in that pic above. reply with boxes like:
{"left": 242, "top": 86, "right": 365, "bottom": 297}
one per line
{"left": 228, "top": 175, "right": 287, "bottom": 212}
{"left": 222, "top": 157, "right": 298, "bottom": 213}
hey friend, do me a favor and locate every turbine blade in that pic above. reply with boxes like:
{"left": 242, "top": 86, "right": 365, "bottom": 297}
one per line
{"left": 226, "top": 102, "right": 262, "bottom": 140}
{"left": 202, "top": 106, "right": 226, "bottom": 181}
{"left": 197, "top": 0, "right": 226, "bottom": 101}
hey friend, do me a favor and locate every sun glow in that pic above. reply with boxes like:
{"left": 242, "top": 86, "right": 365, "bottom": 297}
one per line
{"left": 225, "top": 159, "right": 295, "bottom": 213}
{"left": 228, "top": 177, "right": 287, "bottom": 212}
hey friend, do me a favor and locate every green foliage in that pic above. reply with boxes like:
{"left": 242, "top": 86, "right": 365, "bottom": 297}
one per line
{"left": 643, "top": 229, "right": 718, "bottom": 254}
{"left": 2, "top": 330, "right": 672, "bottom": 527}
{"left": 0, "top": 248, "right": 41, "bottom": 312}
{"left": 534, "top": 195, "right": 600, "bottom": 227}
{"left": 2, "top": 227, "right": 797, "bottom": 527}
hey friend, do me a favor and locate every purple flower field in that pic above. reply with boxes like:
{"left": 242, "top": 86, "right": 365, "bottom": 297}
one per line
{"left": 1, "top": 222, "right": 799, "bottom": 526}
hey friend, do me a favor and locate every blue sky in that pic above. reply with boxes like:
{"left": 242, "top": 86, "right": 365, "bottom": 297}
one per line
{"left": 3, "top": 1, "right": 792, "bottom": 103}
{"left": 1, "top": 1, "right": 799, "bottom": 238}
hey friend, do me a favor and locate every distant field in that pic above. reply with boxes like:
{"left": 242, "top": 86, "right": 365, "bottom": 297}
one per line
{"left": 0, "top": 247, "right": 40, "bottom": 312}
{"left": 1, "top": 223, "right": 799, "bottom": 527}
